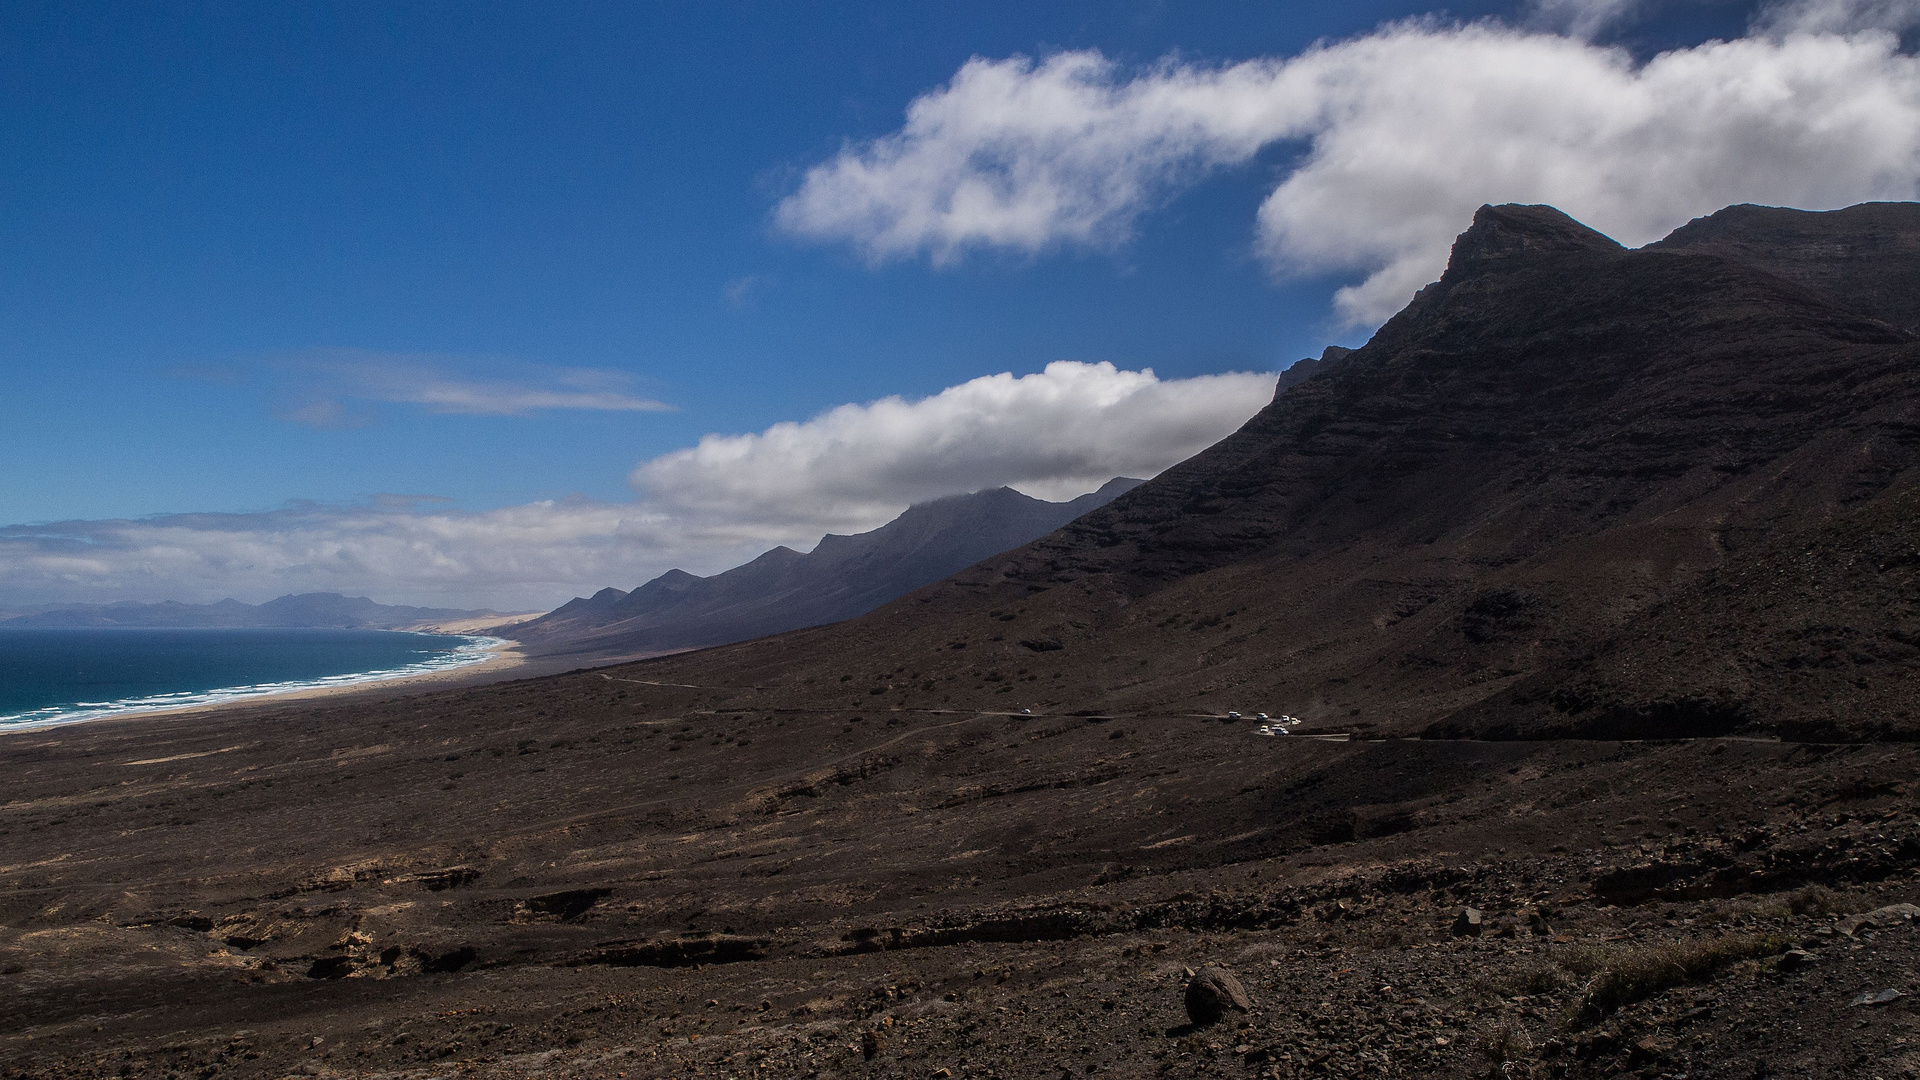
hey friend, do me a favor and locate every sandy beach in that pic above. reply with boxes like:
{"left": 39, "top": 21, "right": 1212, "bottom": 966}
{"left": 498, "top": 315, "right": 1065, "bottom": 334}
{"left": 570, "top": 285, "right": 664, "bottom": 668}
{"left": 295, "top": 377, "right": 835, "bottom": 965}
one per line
{"left": 108, "top": 637, "right": 542, "bottom": 723}
{"left": 397, "top": 612, "right": 545, "bottom": 636}
{"left": 191, "top": 636, "right": 531, "bottom": 705}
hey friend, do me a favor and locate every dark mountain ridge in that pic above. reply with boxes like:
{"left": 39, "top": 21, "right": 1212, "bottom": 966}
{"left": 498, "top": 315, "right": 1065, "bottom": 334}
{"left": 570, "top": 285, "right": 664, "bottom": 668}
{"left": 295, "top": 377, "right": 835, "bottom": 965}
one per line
{"left": 1651, "top": 200, "right": 1920, "bottom": 335}
{"left": 609, "top": 200, "right": 1920, "bottom": 742}
{"left": 513, "top": 478, "right": 1143, "bottom": 658}
{"left": 2, "top": 592, "right": 498, "bottom": 630}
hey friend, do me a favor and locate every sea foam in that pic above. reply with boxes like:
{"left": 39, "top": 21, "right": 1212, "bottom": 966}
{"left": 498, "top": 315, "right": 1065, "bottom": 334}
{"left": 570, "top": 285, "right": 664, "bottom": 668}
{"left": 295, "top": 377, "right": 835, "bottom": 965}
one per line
{"left": 0, "top": 635, "right": 506, "bottom": 730}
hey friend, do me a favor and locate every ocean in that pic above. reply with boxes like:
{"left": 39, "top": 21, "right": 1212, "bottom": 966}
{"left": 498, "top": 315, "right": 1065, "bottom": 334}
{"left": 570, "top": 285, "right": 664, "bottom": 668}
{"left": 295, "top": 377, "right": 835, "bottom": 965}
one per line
{"left": 0, "top": 627, "right": 501, "bottom": 729}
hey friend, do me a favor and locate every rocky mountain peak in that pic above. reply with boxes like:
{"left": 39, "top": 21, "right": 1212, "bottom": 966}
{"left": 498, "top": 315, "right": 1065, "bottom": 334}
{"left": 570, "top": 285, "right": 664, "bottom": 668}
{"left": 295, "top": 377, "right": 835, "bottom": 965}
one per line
{"left": 1440, "top": 203, "right": 1625, "bottom": 281}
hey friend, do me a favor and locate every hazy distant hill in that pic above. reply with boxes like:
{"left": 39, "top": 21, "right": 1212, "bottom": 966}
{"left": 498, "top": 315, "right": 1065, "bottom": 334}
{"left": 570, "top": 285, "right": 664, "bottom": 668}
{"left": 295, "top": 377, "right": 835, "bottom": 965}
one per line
{"left": 2, "top": 593, "right": 498, "bottom": 630}
{"left": 514, "top": 478, "right": 1144, "bottom": 658}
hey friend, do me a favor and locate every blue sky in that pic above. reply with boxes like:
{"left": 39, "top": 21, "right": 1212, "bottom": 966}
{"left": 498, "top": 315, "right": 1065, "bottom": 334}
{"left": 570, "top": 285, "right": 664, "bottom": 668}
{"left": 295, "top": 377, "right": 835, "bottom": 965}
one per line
{"left": 2, "top": 0, "right": 1914, "bottom": 608}
{"left": 1, "top": 0, "right": 1743, "bottom": 522}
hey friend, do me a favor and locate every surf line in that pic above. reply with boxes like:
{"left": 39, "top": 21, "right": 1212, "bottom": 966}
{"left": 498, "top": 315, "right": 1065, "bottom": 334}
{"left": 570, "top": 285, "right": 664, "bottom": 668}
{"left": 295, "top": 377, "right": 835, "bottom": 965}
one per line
{"left": 0, "top": 635, "right": 508, "bottom": 732}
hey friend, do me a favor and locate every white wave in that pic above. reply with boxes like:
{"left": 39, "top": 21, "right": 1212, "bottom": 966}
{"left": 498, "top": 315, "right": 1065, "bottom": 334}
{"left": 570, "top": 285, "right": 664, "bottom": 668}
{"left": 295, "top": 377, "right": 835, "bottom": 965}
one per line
{"left": 0, "top": 635, "right": 505, "bottom": 731}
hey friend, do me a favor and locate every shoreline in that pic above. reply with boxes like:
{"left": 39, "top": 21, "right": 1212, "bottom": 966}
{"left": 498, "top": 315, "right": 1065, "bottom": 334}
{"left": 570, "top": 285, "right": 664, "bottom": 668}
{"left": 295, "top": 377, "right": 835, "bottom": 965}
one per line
{"left": 137, "top": 636, "right": 532, "bottom": 714}
{"left": 0, "top": 627, "right": 541, "bottom": 734}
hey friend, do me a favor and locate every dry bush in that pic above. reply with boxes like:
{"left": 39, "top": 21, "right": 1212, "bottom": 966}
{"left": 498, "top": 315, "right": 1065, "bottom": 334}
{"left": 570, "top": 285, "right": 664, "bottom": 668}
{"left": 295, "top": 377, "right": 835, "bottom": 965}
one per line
{"left": 1556, "top": 944, "right": 1609, "bottom": 978}
{"left": 1698, "top": 887, "right": 1838, "bottom": 926}
{"left": 1700, "top": 897, "right": 1788, "bottom": 923}
{"left": 1361, "top": 925, "right": 1408, "bottom": 951}
{"left": 1510, "top": 962, "right": 1574, "bottom": 995}
{"left": 1471, "top": 962, "right": 1572, "bottom": 1001}
{"left": 1561, "top": 933, "right": 1789, "bottom": 1026}
{"left": 1786, "top": 885, "right": 1840, "bottom": 916}
{"left": 1477, "top": 1019, "right": 1534, "bottom": 1064}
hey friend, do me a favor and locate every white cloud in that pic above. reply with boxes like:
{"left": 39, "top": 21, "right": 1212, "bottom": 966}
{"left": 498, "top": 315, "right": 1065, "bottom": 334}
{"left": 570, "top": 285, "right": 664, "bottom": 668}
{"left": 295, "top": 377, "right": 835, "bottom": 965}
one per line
{"left": 631, "top": 361, "right": 1275, "bottom": 533}
{"left": 361, "top": 372, "right": 670, "bottom": 416}
{"left": 319, "top": 354, "right": 672, "bottom": 416}
{"left": 1526, "top": 0, "right": 1647, "bottom": 39}
{"left": 774, "top": 51, "right": 1287, "bottom": 265}
{"left": 1, "top": 363, "right": 1276, "bottom": 609}
{"left": 777, "top": 21, "right": 1920, "bottom": 325}
{"left": 274, "top": 396, "right": 376, "bottom": 430}
{"left": 251, "top": 351, "right": 674, "bottom": 427}
{"left": 0, "top": 501, "right": 659, "bottom": 613}
{"left": 1755, "top": 0, "right": 1920, "bottom": 35}
{"left": 723, "top": 274, "right": 773, "bottom": 308}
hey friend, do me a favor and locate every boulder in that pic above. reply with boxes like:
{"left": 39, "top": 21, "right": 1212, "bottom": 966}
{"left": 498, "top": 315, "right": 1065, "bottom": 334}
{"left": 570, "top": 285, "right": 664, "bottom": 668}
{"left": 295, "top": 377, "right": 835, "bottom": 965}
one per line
{"left": 419, "top": 945, "right": 477, "bottom": 973}
{"left": 1630, "top": 1035, "right": 1673, "bottom": 1062}
{"left": 1184, "top": 966, "right": 1252, "bottom": 1026}
{"left": 516, "top": 887, "right": 611, "bottom": 922}
{"left": 1522, "top": 906, "right": 1551, "bottom": 935}
{"left": 305, "top": 956, "right": 354, "bottom": 979}
{"left": 1451, "top": 907, "right": 1484, "bottom": 937}
{"left": 1836, "top": 903, "right": 1920, "bottom": 937}
{"left": 1775, "top": 948, "right": 1815, "bottom": 972}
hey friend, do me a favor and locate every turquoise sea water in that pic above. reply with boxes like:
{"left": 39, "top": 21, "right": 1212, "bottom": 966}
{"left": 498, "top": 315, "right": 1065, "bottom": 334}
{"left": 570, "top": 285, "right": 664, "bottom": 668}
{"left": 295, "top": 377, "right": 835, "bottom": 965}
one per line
{"left": 0, "top": 627, "right": 501, "bottom": 729}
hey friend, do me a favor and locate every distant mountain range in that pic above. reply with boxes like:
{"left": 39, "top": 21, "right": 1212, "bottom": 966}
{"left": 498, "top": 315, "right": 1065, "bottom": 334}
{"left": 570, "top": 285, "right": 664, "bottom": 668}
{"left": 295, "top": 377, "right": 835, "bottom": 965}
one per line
{"left": 1, "top": 593, "right": 501, "bottom": 630}
{"left": 513, "top": 478, "right": 1145, "bottom": 658}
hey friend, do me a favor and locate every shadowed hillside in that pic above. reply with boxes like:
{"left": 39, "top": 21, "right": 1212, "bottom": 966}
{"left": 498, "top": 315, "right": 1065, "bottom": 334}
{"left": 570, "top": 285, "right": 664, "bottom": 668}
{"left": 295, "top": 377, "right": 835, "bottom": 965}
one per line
{"left": 621, "top": 202, "right": 1920, "bottom": 741}
{"left": 1651, "top": 201, "right": 1920, "bottom": 334}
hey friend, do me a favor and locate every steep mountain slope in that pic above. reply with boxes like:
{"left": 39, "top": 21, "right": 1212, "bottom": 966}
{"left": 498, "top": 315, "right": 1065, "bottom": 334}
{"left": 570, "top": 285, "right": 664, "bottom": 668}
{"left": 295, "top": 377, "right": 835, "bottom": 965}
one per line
{"left": 514, "top": 478, "right": 1142, "bottom": 658}
{"left": 616, "top": 202, "right": 1920, "bottom": 740}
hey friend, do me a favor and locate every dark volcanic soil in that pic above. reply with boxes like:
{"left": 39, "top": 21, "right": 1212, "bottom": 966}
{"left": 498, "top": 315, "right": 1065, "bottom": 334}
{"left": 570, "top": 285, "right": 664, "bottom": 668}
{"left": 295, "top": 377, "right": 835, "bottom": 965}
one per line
{"left": 3, "top": 682, "right": 1920, "bottom": 1079}
{"left": 6, "top": 202, "right": 1920, "bottom": 1079}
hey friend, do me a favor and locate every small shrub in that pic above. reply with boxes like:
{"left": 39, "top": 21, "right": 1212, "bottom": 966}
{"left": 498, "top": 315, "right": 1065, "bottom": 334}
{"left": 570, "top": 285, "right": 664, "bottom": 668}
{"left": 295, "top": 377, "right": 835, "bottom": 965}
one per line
{"left": 1468, "top": 962, "right": 1570, "bottom": 1006}
{"left": 1362, "top": 926, "right": 1408, "bottom": 951}
{"left": 1557, "top": 944, "right": 1609, "bottom": 977}
{"left": 1787, "top": 885, "right": 1840, "bottom": 916}
{"left": 1561, "top": 933, "right": 1788, "bottom": 1026}
{"left": 1489, "top": 962, "right": 1573, "bottom": 997}
{"left": 1477, "top": 1019, "right": 1533, "bottom": 1064}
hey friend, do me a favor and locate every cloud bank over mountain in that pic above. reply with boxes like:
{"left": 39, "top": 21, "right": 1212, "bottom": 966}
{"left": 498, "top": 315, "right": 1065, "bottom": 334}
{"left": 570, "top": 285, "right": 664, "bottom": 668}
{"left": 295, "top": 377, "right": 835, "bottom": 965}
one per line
{"left": 0, "top": 363, "right": 1271, "bottom": 609}
{"left": 777, "top": 10, "right": 1920, "bottom": 325}
{"left": 633, "top": 361, "right": 1273, "bottom": 532}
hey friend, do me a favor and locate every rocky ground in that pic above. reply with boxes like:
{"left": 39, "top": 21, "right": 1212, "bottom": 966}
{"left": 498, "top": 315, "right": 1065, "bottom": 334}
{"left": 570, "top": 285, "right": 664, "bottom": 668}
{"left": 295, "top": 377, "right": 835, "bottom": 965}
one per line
{"left": 1, "top": 672, "right": 1917, "bottom": 1079}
